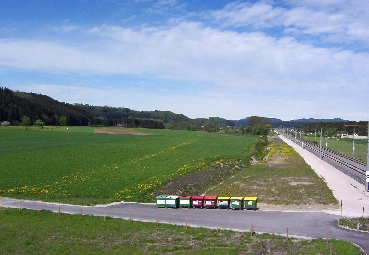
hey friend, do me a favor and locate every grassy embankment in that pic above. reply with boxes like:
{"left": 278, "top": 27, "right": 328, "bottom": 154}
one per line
{"left": 207, "top": 135, "right": 338, "bottom": 207}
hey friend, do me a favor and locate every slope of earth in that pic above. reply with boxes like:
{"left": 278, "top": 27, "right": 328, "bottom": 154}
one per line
{"left": 171, "top": 135, "right": 339, "bottom": 211}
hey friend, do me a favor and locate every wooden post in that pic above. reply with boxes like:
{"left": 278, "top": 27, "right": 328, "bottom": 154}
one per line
{"left": 0, "top": 200, "right": 2, "bottom": 210}
{"left": 18, "top": 201, "right": 21, "bottom": 211}
{"left": 58, "top": 206, "right": 60, "bottom": 214}
{"left": 250, "top": 224, "right": 253, "bottom": 237}
{"left": 80, "top": 208, "right": 82, "bottom": 216}
{"left": 129, "top": 213, "right": 132, "bottom": 221}
{"left": 330, "top": 243, "right": 333, "bottom": 255}
{"left": 326, "top": 232, "right": 328, "bottom": 244}
{"left": 286, "top": 228, "right": 289, "bottom": 241}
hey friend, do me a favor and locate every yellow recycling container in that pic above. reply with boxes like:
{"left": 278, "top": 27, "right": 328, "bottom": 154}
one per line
{"left": 217, "top": 197, "right": 230, "bottom": 209}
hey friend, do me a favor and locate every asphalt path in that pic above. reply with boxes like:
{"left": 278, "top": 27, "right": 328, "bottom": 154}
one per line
{"left": 1, "top": 197, "right": 369, "bottom": 253}
{"left": 1, "top": 134, "right": 369, "bottom": 253}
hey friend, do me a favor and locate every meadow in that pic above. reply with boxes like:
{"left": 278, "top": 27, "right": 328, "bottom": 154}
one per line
{"left": 0, "top": 209, "right": 364, "bottom": 255}
{"left": 0, "top": 126, "right": 257, "bottom": 205}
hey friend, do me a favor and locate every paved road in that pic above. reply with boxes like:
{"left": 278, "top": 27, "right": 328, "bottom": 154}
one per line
{"left": 1, "top": 197, "right": 369, "bottom": 253}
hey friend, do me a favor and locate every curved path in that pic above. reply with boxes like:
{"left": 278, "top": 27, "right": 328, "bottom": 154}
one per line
{"left": 1, "top": 197, "right": 369, "bottom": 253}
{"left": 1, "top": 134, "right": 369, "bottom": 253}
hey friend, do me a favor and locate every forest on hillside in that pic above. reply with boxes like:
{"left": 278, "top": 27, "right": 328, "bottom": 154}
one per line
{"left": 1, "top": 87, "right": 366, "bottom": 135}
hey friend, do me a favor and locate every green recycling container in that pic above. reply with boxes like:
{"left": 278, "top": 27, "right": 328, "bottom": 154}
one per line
{"left": 179, "top": 196, "right": 192, "bottom": 208}
{"left": 156, "top": 195, "right": 167, "bottom": 208}
{"left": 230, "top": 197, "right": 244, "bottom": 210}
{"left": 244, "top": 197, "right": 258, "bottom": 211}
{"left": 165, "top": 195, "right": 179, "bottom": 208}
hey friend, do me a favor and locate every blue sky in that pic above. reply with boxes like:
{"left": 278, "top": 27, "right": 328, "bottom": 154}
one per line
{"left": 1, "top": 0, "right": 368, "bottom": 121}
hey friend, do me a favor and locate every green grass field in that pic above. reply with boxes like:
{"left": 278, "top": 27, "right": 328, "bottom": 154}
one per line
{"left": 304, "top": 135, "right": 367, "bottom": 162}
{"left": 0, "top": 127, "right": 257, "bottom": 205}
{"left": 0, "top": 209, "right": 364, "bottom": 255}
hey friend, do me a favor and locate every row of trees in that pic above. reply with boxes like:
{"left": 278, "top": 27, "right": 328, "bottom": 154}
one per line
{"left": 74, "top": 104, "right": 189, "bottom": 125}
{"left": 89, "top": 117, "right": 165, "bottom": 129}
{"left": 167, "top": 116, "right": 271, "bottom": 135}
{"left": 287, "top": 121, "right": 368, "bottom": 137}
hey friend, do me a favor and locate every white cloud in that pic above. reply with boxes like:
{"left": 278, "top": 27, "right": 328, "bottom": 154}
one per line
{"left": 210, "top": 1, "right": 369, "bottom": 46}
{"left": 1, "top": 21, "right": 369, "bottom": 91}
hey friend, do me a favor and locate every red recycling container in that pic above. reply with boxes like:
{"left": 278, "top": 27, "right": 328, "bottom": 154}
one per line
{"left": 191, "top": 195, "right": 204, "bottom": 209}
{"left": 204, "top": 195, "right": 218, "bottom": 209}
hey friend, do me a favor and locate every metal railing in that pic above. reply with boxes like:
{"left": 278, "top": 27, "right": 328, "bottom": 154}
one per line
{"left": 277, "top": 130, "right": 366, "bottom": 184}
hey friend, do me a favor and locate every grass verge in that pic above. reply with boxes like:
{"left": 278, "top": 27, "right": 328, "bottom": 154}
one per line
{"left": 339, "top": 217, "right": 369, "bottom": 232}
{"left": 0, "top": 208, "right": 364, "bottom": 255}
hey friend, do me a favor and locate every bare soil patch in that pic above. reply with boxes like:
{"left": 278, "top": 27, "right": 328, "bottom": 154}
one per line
{"left": 155, "top": 160, "right": 249, "bottom": 197}
{"left": 94, "top": 128, "right": 153, "bottom": 135}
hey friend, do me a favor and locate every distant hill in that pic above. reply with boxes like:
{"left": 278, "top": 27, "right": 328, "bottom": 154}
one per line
{"left": 1, "top": 87, "right": 360, "bottom": 132}
{"left": 0, "top": 88, "right": 184, "bottom": 128}
{"left": 0, "top": 87, "right": 91, "bottom": 126}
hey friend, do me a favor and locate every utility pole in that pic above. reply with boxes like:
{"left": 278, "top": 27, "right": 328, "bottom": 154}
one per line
{"left": 319, "top": 128, "right": 323, "bottom": 159}
{"left": 353, "top": 128, "right": 356, "bottom": 158}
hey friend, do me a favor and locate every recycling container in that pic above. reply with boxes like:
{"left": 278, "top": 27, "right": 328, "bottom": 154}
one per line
{"left": 204, "top": 196, "right": 218, "bottom": 209}
{"left": 179, "top": 196, "right": 192, "bottom": 208}
{"left": 156, "top": 195, "right": 167, "bottom": 208}
{"left": 230, "top": 197, "right": 244, "bottom": 210}
{"left": 217, "top": 197, "right": 230, "bottom": 209}
{"left": 243, "top": 197, "right": 258, "bottom": 211}
{"left": 192, "top": 195, "right": 204, "bottom": 209}
{"left": 165, "top": 195, "right": 179, "bottom": 208}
